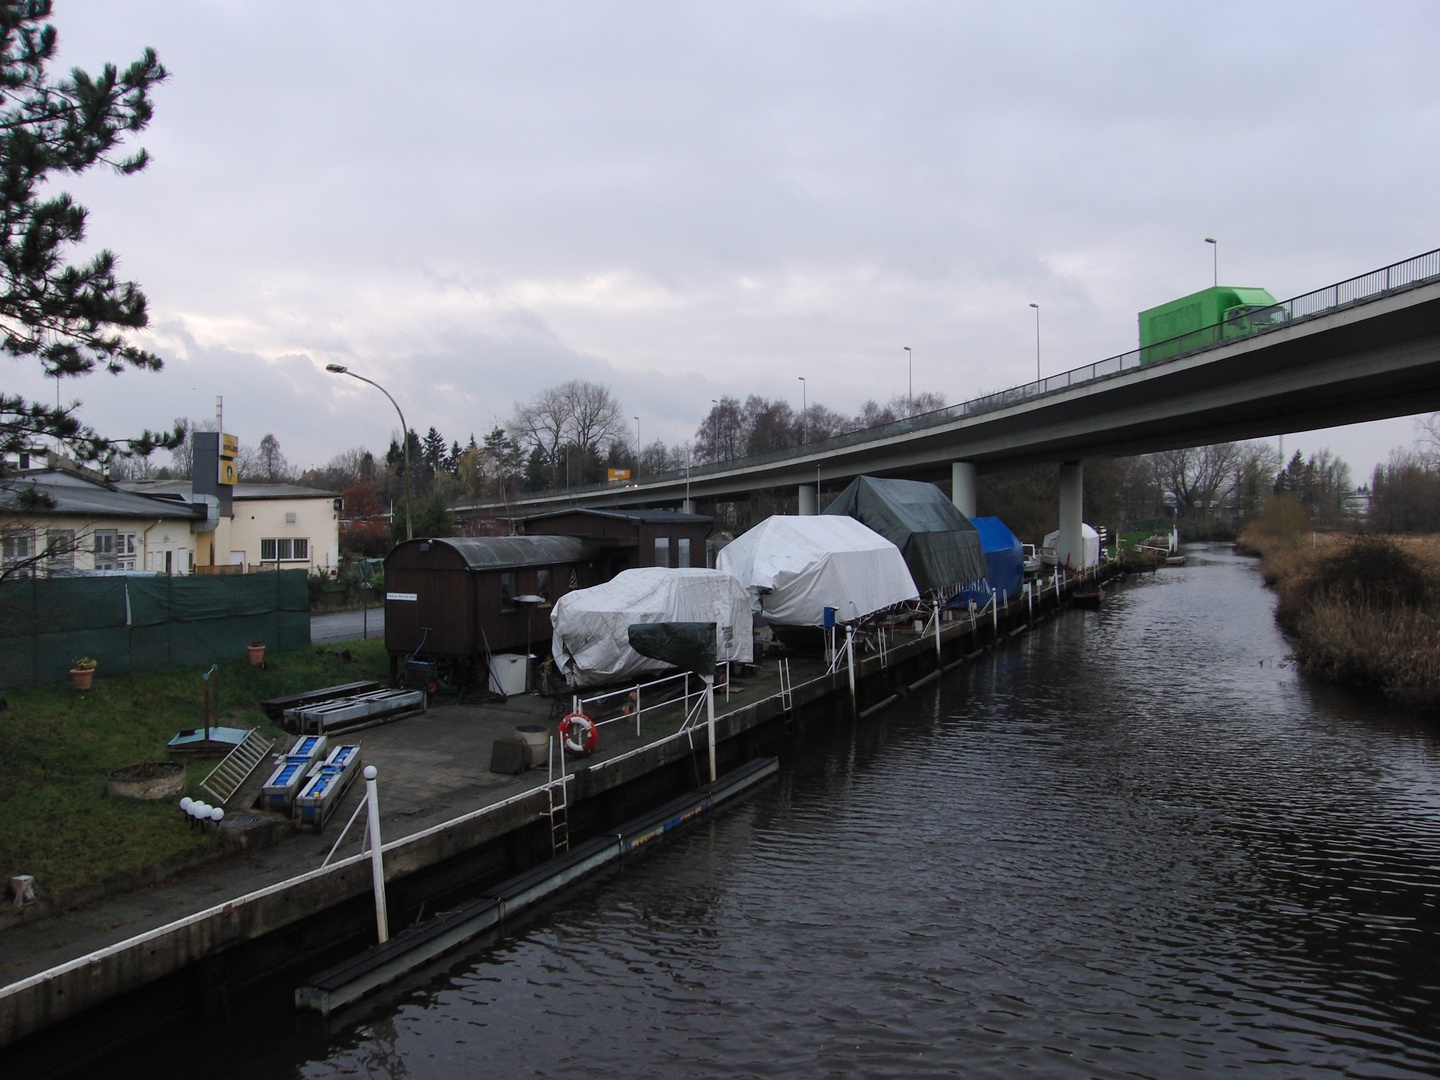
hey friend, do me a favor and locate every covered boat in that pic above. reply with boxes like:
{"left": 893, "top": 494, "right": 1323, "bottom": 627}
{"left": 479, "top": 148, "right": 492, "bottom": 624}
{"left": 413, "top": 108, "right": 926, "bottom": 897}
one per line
{"left": 823, "top": 475, "right": 988, "bottom": 593}
{"left": 1043, "top": 523, "right": 1101, "bottom": 570}
{"left": 967, "top": 516, "right": 1025, "bottom": 600}
{"left": 550, "top": 567, "right": 752, "bottom": 688}
{"left": 715, "top": 515, "right": 918, "bottom": 626}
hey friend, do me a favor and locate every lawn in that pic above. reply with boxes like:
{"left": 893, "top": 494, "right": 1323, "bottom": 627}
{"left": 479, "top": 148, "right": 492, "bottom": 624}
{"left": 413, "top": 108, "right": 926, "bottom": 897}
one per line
{"left": 0, "top": 640, "right": 391, "bottom": 902}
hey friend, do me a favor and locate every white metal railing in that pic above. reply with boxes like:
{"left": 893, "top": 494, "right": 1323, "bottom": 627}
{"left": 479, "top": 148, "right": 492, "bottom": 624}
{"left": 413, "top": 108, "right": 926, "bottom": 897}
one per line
{"left": 573, "top": 662, "right": 733, "bottom": 736}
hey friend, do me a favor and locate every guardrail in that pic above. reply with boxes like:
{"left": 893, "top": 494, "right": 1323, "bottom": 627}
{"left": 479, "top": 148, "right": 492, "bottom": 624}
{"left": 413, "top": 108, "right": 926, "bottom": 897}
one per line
{"left": 572, "top": 662, "right": 733, "bottom": 737}
{"left": 455, "top": 245, "right": 1440, "bottom": 514}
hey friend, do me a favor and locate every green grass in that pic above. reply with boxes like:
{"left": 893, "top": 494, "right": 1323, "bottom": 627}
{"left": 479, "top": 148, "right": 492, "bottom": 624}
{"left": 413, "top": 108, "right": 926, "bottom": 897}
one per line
{"left": 0, "top": 640, "right": 391, "bottom": 900}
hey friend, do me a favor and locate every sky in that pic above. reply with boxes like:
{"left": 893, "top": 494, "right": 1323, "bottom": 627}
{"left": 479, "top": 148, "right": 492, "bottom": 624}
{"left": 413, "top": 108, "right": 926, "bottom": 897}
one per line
{"left": 12, "top": 0, "right": 1440, "bottom": 482}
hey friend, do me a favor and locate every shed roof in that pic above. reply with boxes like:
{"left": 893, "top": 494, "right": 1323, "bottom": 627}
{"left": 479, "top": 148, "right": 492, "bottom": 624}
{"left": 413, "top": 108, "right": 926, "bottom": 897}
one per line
{"left": 0, "top": 470, "right": 203, "bottom": 521}
{"left": 393, "top": 535, "right": 595, "bottom": 570}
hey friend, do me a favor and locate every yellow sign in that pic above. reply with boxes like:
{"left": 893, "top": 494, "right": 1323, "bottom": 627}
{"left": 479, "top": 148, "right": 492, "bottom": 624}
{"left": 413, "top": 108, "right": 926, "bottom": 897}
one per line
{"left": 218, "top": 458, "right": 237, "bottom": 486}
{"left": 220, "top": 433, "right": 238, "bottom": 459}
{"left": 607, "top": 469, "right": 630, "bottom": 484}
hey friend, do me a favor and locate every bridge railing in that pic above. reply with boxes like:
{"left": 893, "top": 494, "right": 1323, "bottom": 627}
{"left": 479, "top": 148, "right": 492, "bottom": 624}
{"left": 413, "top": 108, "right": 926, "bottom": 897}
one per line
{"left": 459, "top": 246, "right": 1440, "bottom": 510}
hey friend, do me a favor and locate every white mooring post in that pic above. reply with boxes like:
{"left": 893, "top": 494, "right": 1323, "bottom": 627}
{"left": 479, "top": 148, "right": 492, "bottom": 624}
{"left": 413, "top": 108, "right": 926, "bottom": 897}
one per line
{"left": 934, "top": 602, "right": 942, "bottom": 664}
{"left": 704, "top": 674, "right": 717, "bottom": 783}
{"left": 846, "top": 624, "right": 857, "bottom": 712}
{"left": 364, "top": 765, "right": 389, "bottom": 945}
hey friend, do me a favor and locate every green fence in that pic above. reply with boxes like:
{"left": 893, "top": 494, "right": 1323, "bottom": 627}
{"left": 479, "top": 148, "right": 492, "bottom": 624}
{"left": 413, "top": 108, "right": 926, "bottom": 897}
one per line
{"left": 0, "top": 571, "right": 311, "bottom": 686}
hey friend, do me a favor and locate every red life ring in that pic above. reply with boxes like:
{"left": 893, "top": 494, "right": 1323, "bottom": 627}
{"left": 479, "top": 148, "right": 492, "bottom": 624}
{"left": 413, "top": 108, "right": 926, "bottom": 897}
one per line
{"left": 559, "top": 712, "right": 598, "bottom": 756}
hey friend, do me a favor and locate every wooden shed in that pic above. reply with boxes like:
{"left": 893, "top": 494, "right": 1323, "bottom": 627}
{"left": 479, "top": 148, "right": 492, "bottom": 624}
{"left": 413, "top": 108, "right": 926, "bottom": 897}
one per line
{"left": 520, "top": 508, "right": 713, "bottom": 580}
{"left": 384, "top": 535, "right": 602, "bottom": 685}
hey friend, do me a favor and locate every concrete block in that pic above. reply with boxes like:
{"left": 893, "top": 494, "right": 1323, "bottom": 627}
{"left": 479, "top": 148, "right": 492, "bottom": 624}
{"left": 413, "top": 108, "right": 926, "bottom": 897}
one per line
{"left": 488, "top": 738, "right": 528, "bottom": 775}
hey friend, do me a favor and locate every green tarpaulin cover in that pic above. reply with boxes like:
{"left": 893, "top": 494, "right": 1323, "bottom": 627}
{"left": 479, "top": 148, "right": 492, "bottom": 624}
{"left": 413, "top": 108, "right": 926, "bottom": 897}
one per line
{"left": 627, "top": 622, "right": 718, "bottom": 680}
{"left": 823, "top": 475, "right": 988, "bottom": 592}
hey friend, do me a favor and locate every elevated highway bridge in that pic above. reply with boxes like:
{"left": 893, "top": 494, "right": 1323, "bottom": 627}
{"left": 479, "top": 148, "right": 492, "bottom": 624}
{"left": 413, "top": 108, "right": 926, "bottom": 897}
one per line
{"left": 457, "top": 248, "right": 1440, "bottom": 565}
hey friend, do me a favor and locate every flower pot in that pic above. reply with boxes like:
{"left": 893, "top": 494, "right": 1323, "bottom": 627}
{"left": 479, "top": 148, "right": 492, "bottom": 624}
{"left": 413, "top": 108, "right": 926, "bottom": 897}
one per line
{"left": 70, "top": 667, "right": 94, "bottom": 691}
{"left": 247, "top": 645, "right": 266, "bottom": 666}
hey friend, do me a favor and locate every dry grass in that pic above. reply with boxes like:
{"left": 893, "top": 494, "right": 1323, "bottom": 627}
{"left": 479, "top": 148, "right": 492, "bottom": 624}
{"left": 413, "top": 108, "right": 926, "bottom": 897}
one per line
{"left": 1238, "top": 523, "right": 1440, "bottom": 708}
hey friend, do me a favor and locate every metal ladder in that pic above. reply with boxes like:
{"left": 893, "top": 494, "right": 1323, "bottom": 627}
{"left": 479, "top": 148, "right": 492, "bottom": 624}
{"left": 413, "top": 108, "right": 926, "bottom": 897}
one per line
{"left": 778, "top": 657, "right": 793, "bottom": 712}
{"left": 199, "top": 729, "right": 274, "bottom": 805}
{"left": 546, "top": 736, "right": 570, "bottom": 855}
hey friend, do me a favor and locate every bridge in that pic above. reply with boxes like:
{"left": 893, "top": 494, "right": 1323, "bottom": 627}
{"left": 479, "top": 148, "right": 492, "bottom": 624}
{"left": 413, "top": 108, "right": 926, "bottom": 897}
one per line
{"left": 457, "top": 248, "right": 1440, "bottom": 566}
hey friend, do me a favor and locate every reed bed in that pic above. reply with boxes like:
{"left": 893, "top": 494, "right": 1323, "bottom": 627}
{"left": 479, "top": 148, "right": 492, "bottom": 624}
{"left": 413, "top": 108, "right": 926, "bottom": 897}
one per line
{"left": 1238, "top": 519, "right": 1440, "bottom": 708}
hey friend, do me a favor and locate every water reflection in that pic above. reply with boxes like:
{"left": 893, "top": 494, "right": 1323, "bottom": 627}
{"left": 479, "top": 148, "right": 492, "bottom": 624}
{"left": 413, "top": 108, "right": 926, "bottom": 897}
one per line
{"left": 271, "top": 547, "right": 1440, "bottom": 1078}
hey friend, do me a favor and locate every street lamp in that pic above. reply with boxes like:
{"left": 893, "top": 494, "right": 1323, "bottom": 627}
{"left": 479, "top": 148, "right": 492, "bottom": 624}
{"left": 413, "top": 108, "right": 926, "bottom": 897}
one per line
{"left": 325, "top": 364, "right": 412, "bottom": 541}
{"left": 903, "top": 346, "right": 912, "bottom": 411}
{"left": 797, "top": 376, "right": 806, "bottom": 444}
{"left": 1028, "top": 304, "right": 1040, "bottom": 382}
{"left": 1205, "top": 237, "right": 1217, "bottom": 288}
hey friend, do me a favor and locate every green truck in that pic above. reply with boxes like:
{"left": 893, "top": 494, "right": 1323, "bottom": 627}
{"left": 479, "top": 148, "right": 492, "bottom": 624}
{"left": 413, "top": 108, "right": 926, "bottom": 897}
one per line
{"left": 1138, "top": 285, "right": 1287, "bottom": 362}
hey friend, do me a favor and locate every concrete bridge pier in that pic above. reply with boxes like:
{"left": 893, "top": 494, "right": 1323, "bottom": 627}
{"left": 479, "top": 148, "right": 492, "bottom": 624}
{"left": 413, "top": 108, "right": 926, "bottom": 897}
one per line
{"left": 951, "top": 462, "right": 976, "bottom": 518}
{"left": 1056, "top": 461, "right": 1084, "bottom": 570}
{"left": 798, "top": 485, "right": 817, "bottom": 515}
{"left": 682, "top": 498, "right": 695, "bottom": 514}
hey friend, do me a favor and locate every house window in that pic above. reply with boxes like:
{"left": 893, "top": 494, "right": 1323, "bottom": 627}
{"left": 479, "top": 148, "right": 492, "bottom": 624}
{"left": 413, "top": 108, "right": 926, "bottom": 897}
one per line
{"left": 2, "top": 530, "right": 36, "bottom": 576}
{"left": 94, "top": 530, "right": 136, "bottom": 570}
{"left": 536, "top": 568, "right": 551, "bottom": 601}
{"left": 46, "top": 529, "right": 75, "bottom": 571}
{"left": 677, "top": 538, "right": 691, "bottom": 568}
{"left": 500, "top": 571, "right": 515, "bottom": 612}
{"left": 260, "top": 537, "right": 310, "bottom": 562}
{"left": 654, "top": 537, "right": 670, "bottom": 567}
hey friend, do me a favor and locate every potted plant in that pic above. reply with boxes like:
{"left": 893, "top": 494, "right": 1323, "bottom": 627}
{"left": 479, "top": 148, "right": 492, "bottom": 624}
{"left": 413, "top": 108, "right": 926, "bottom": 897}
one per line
{"left": 247, "top": 639, "right": 266, "bottom": 666}
{"left": 70, "top": 656, "right": 97, "bottom": 691}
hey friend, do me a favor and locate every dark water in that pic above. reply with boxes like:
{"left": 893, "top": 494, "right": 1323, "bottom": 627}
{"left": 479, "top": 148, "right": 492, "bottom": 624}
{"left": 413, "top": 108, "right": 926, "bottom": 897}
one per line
{"left": 259, "top": 547, "right": 1440, "bottom": 1078}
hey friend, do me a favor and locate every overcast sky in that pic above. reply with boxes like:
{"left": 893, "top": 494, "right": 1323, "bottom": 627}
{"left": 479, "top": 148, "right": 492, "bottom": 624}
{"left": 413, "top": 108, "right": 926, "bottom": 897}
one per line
{"left": 14, "top": 1, "right": 1440, "bottom": 482}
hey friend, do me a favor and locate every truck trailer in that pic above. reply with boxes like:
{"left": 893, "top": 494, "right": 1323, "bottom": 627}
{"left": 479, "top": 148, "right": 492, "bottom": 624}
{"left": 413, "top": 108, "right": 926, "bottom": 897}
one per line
{"left": 1138, "top": 285, "right": 1286, "bottom": 362}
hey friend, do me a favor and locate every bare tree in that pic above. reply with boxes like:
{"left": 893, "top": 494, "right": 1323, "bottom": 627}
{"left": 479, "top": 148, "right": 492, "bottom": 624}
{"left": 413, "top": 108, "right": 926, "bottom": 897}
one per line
{"left": 695, "top": 397, "right": 744, "bottom": 463}
{"left": 511, "top": 380, "right": 628, "bottom": 488}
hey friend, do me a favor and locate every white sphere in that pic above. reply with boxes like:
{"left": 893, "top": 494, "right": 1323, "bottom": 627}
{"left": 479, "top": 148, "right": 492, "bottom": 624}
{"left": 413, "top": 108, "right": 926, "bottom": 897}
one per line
{"left": 210, "top": 807, "right": 224, "bottom": 822}
{"left": 179, "top": 797, "right": 193, "bottom": 812}
{"left": 364, "top": 765, "right": 377, "bottom": 780}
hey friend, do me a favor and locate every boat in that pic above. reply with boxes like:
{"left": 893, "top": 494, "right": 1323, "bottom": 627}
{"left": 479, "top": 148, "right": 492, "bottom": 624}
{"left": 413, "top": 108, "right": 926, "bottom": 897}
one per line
{"left": 1072, "top": 587, "right": 1105, "bottom": 609}
{"left": 1165, "top": 555, "right": 1187, "bottom": 567}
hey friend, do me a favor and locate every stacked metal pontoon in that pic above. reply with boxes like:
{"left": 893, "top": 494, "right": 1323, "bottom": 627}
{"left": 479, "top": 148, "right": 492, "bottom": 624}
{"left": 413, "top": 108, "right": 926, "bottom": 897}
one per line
{"left": 294, "top": 743, "right": 364, "bottom": 831}
{"left": 259, "top": 734, "right": 329, "bottom": 813}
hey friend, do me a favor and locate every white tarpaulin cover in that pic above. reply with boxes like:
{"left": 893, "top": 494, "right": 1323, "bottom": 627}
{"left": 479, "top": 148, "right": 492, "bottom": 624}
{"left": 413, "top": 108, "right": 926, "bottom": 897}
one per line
{"left": 550, "top": 568, "right": 753, "bottom": 688}
{"left": 716, "top": 515, "right": 919, "bottom": 626}
{"left": 1043, "top": 523, "right": 1101, "bottom": 570}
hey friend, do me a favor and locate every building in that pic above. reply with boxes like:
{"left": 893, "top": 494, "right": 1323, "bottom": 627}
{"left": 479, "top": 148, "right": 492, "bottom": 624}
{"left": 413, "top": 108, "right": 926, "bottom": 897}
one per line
{"left": 121, "top": 478, "right": 341, "bottom": 575}
{"left": 0, "top": 459, "right": 203, "bottom": 577}
{"left": 519, "top": 508, "right": 713, "bottom": 579}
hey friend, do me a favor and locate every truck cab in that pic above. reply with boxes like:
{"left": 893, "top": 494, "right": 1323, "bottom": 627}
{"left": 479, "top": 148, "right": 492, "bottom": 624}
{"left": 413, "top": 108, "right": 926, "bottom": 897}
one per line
{"left": 1138, "top": 285, "right": 1285, "bottom": 362}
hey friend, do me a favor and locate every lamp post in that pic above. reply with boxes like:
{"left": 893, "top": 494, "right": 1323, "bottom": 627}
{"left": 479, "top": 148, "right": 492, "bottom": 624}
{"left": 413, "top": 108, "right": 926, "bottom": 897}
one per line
{"left": 903, "top": 346, "right": 912, "bottom": 411}
{"left": 1028, "top": 304, "right": 1040, "bottom": 381}
{"left": 1205, "top": 237, "right": 1217, "bottom": 288}
{"left": 325, "top": 364, "right": 412, "bottom": 541}
{"left": 797, "top": 376, "right": 806, "bottom": 444}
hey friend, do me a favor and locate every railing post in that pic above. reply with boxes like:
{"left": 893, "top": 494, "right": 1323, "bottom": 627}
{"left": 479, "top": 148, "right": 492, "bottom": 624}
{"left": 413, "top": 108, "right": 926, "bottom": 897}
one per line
{"left": 364, "top": 766, "right": 388, "bottom": 945}
{"left": 704, "top": 675, "right": 717, "bottom": 783}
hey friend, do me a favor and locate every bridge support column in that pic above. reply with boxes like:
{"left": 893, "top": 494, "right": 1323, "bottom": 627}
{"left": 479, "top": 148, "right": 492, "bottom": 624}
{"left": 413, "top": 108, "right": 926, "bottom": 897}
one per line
{"left": 797, "top": 485, "right": 817, "bottom": 515}
{"left": 1057, "top": 461, "right": 1084, "bottom": 571}
{"left": 951, "top": 462, "right": 976, "bottom": 518}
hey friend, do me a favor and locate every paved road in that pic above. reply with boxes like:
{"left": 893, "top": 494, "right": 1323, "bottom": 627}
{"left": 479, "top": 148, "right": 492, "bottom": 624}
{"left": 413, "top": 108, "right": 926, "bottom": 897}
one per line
{"left": 310, "top": 606, "right": 385, "bottom": 644}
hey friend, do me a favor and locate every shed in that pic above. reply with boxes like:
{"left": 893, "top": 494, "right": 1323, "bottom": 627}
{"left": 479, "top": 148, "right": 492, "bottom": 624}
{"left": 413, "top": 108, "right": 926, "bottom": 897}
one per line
{"left": 822, "top": 475, "right": 988, "bottom": 592}
{"left": 520, "top": 508, "right": 712, "bottom": 580}
{"left": 383, "top": 535, "right": 601, "bottom": 683}
{"left": 966, "top": 517, "right": 1024, "bottom": 601}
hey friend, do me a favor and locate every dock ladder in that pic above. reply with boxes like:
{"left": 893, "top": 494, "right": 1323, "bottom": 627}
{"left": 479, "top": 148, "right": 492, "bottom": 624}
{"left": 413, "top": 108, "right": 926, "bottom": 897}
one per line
{"left": 778, "top": 657, "right": 794, "bottom": 713}
{"left": 199, "top": 729, "right": 274, "bottom": 805}
{"left": 546, "top": 736, "right": 570, "bottom": 856}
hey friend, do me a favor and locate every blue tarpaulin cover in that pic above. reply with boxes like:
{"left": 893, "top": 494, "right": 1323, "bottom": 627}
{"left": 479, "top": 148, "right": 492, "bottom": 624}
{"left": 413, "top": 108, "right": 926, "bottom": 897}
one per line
{"left": 967, "top": 517, "right": 1024, "bottom": 600}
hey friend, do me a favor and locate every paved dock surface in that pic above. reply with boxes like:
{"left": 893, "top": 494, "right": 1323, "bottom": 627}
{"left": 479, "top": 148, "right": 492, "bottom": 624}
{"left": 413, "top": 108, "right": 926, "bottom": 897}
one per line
{"left": 0, "top": 659, "right": 801, "bottom": 988}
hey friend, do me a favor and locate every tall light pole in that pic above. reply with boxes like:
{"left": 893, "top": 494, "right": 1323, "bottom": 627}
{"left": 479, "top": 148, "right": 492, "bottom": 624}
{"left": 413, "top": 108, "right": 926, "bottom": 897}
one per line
{"left": 325, "top": 364, "right": 412, "bottom": 541}
{"left": 797, "top": 376, "right": 806, "bottom": 444}
{"left": 634, "top": 417, "right": 640, "bottom": 467}
{"left": 1205, "top": 237, "right": 1217, "bottom": 288}
{"left": 1028, "top": 303, "right": 1040, "bottom": 381}
{"left": 903, "top": 346, "right": 912, "bottom": 411}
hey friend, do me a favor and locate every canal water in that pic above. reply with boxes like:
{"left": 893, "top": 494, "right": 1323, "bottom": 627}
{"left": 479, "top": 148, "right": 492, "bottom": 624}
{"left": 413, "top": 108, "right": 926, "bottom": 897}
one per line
{"left": 230, "top": 546, "right": 1440, "bottom": 1078}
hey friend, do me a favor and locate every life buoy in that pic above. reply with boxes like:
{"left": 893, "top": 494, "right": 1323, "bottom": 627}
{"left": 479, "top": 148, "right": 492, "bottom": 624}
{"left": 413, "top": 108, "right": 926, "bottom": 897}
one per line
{"left": 559, "top": 712, "right": 598, "bottom": 756}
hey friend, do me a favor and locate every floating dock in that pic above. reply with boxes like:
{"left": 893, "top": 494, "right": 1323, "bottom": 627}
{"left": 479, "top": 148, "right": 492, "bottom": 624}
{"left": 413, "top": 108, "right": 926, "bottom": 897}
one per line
{"left": 285, "top": 688, "right": 425, "bottom": 735}
{"left": 294, "top": 755, "right": 778, "bottom": 1017}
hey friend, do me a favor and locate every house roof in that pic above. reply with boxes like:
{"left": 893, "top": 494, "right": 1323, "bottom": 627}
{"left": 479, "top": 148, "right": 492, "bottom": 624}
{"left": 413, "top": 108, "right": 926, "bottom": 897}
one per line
{"left": 0, "top": 470, "right": 203, "bottom": 521}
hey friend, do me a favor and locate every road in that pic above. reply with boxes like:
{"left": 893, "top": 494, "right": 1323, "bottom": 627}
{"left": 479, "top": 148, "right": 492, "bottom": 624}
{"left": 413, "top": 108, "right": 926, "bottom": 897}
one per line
{"left": 310, "top": 605, "right": 384, "bottom": 644}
